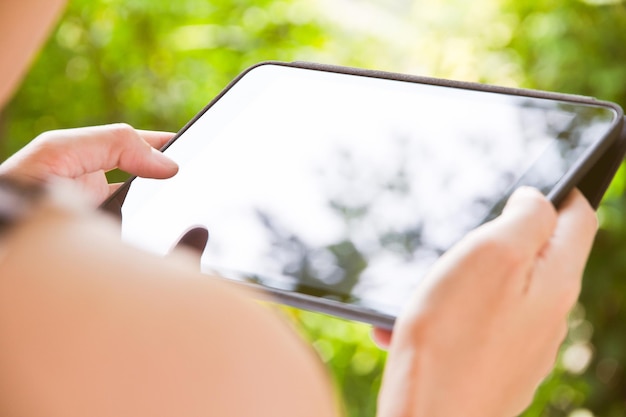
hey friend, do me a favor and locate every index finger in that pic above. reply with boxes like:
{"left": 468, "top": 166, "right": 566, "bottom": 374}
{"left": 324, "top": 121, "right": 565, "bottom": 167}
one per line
{"left": 542, "top": 188, "right": 598, "bottom": 278}
{"left": 529, "top": 188, "right": 598, "bottom": 305}
{"left": 479, "top": 186, "right": 558, "bottom": 257}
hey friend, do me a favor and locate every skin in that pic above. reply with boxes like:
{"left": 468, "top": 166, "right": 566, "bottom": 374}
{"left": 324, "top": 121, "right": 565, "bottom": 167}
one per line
{"left": 377, "top": 187, "right": 597, "bottom": 417}
{"left": 0, "top": 125, "right": 339, "bottom": 416}
{"left": 0, "top": 1, "right": 600, "bottom": 413}
{"left": 0, "top": 192, "right": 339, "bottom": 417}
{"left": 0, "top": 0, "right": 67, "bottom": 108}
{"left": 0, "top": 127, "right": 598, "bottom": 416}
{"left": 0, "top": 123, "right": 179, "bottom": 205}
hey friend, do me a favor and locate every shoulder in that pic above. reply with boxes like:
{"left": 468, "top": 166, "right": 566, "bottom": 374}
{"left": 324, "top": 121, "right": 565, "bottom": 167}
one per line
{"left": 0, "top": 206, "right": 338, "bottom": 417}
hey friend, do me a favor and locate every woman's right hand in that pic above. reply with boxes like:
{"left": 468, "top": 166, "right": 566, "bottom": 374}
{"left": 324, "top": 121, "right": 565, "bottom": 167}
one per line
{"left": 378, "top": 187, "right": 597, "bottom": 417}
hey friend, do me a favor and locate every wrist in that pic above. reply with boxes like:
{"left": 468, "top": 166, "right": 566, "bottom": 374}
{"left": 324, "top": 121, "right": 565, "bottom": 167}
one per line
{"left": 0, "top": 175, "right": 91, "bottom": 264}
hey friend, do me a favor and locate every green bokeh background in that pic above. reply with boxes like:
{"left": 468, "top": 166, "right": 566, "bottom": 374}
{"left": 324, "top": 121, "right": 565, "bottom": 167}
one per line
{"left": 2, "top": 1, "right": 626, "bottom": 416}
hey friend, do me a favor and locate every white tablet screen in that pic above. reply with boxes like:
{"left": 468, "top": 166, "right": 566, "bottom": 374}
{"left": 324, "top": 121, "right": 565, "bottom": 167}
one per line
{"left": 109, "top": 64, "right": 618, "bottom": 317}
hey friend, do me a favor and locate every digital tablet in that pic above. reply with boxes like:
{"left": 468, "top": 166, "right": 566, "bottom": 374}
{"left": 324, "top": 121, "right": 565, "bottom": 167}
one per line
{"left": 102, "top": 62, "right": 625, "bottom": 329}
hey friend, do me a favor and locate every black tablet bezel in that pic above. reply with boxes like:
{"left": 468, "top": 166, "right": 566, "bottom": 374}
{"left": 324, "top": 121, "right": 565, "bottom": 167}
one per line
{"left": 102, "top": 61, "right": 625, "bottom": 329}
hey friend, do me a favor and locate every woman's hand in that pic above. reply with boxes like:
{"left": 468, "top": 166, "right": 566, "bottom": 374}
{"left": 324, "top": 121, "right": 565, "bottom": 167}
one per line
{"left": 0, "top": 123, "right": 178, "bottom": 204}
{"left": 377, "top": 187, "right": 598, "bottom": 417}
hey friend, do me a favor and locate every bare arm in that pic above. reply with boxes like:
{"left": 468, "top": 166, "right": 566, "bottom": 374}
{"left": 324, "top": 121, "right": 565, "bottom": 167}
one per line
{"left": 0, "top": 188, "right": 339, "bottom": 417}
{"left": 0, "top": 0, "right": 67, "bottom": 107}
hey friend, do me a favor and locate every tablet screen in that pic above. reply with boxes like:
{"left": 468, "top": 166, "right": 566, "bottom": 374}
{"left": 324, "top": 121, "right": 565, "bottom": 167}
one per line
{"left": 110, "top": 64, "right": 618, "bottom": 318}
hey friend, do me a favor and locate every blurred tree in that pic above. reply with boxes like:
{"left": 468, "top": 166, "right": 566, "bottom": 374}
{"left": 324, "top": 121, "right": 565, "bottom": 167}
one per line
{"left": 0, "top": 0, "right": 329, "bottom": 159}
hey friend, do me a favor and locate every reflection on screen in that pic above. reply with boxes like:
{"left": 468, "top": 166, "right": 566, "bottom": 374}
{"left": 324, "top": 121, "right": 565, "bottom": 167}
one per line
{"left": 116, "top": 64, "right": 616, "bottom": 317}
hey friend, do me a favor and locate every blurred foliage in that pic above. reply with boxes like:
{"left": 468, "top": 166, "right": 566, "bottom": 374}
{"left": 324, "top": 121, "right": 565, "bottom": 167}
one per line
{"left": 2, "top": 0, "right": 626, "bottom": 416}
{"left": 0, "top": 0, "right": 330, "bottom": 159}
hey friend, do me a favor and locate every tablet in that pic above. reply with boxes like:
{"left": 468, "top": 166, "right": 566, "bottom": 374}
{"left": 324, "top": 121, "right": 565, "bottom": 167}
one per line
{"left": 102, "top": 62, "right": 624, "bottom": 329}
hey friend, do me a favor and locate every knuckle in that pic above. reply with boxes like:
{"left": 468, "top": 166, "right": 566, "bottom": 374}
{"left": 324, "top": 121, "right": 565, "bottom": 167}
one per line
{"left": 33, "top": 129, "right": 62, "bottom": 145}
{"left": 107, "top": 123, "right": 136, "bottom": 138}
{"left": 105, "top": 124, "right": 147, "bottom": 153}
{"left": 109, "top": 122, "right": 134, "bottom": 131}
{"left": 454, "top": 231, "right": 530, "bottom": 294}
{"left": 34, "top": 130, "right": 52, "bottom": 142}
{"left": 29, "top": 131, "right": 67, "bottom": 160}
{"left": 471, "top": 232, "right": 527, "bottom": 271}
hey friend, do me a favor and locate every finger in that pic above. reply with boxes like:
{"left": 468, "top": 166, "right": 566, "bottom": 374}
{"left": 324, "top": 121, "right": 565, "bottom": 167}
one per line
{"left": 108, "top": 182, "right": 124, "bottom": 195}
{"left": 371, "top": 327, "right": 393, "bottom": 350}
{"left": 547, "top": 188, "right": 597, "bottom": 270}
{"left": 552, "top": 188, "right": 598, "bottom": 260}
{"left": 137, "top": 130, "right": 176, "bottom": 150}
{"left": 54, "top": 124, "right": 178, "bottom": 179}
{"left": 98, "top": 124, "right": 179, "bottom": 179}
{"left": 487, "top": 186, "right": 558, "bottom": 256}
{"left": 532, "top": 188, "right": 597, "bottom": 299}
{"left": 5, "top": 124, "right": 179, "bottom": 181}
{"left": 403, "top": 187, "right": 557, "bottom": 303}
